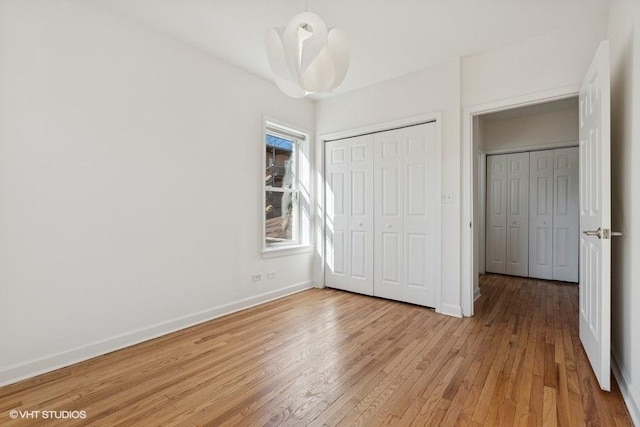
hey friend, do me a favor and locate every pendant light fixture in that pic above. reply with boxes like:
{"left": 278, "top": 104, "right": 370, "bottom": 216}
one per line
{"left": 265, "top": 4, "right": 349, "bottom": 98}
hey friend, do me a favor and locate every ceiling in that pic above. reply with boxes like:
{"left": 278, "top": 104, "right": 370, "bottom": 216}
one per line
{"left": 91, "top": 0, "right": 611, "bottom": 99}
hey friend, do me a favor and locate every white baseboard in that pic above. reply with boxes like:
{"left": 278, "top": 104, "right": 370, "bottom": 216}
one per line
{"left": 474, "top": 287, "right": 481, "bottom": 302}
{"left": 0, "top": 281, "right": 313, "bottom": 388}
{"left": 612, "top": 350, "right": 640, "bottom": 426}
{"left": 440, "top": 303, "right": 463, "bottom": 318}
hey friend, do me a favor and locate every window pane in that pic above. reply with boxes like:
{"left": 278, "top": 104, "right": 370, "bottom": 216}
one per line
{"left": 265, "top": 190, "right": 297, "bottom": 244}
{"left": 265, "top": 134, "right": 295, "bottom": 189}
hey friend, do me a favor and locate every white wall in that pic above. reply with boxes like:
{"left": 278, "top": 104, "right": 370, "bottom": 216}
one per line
{"left": 609, "top": 0, "right": 640, "bottom": 423}
{"left": 482, "top": 107, "right": 579, "bottom": 152}
{"left": 0, "top": 1, "right": 315, "bottom": 385}
{"left": 316, "top": 60, "right": 462, "bottom": 316}
{"left": 462, "top": 20, "right": 608, "bottom": 107}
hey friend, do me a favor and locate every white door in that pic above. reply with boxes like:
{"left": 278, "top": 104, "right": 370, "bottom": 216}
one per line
{"left": 506, "top": 152, "right": 530, "bottom": 277}
{"left": 553, "top": 147, "right": 579, "bottom": 282}
{"left": 529, "top": 150, "right": 554, "bottom": 280}
{"left": 486, "top": 155, "right": 507, "bottom": 274}
{"left": 325, "top": 135, "right": 374, "bottom": 295}
{"left": 373, "top": 123, "right": 438, "bottom": 307}
{"left": 579, "top": 40, "right": 612, "bottom": 391}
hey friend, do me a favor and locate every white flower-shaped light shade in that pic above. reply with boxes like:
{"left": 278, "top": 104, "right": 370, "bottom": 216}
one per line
{"left": 265, "top": 12, "right": 349, "bottom": 98}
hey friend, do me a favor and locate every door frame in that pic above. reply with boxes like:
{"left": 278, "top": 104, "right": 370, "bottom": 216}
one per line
{"left": 461, "top": 85, "right": 580, "bottom": 316}
{"left": 318, "top": 111, "right": 443, "bottom": 313}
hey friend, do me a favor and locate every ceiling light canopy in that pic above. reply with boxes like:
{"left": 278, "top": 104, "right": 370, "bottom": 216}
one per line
{"left": 265, "top": 12, "right": 349, "bottom": 98}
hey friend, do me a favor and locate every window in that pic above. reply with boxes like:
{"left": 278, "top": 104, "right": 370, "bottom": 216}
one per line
{"left": 263, "top": 120, "right": 310, "bottom": 253}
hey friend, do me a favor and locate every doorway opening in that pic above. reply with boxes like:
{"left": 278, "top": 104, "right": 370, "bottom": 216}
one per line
{"left": 461, "top": 86, "right": 580, "bottom": 317}
{"left": 476, "top": 98, "right": 580, "bottom": 285}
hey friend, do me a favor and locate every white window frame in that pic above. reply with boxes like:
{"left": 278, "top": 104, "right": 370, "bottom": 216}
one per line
{"left": 262, "top": 118, "right": 312, "bottom": 257}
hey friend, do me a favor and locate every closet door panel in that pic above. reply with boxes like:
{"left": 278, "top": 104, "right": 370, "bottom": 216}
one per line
{"left": 348, "top": 140, "right": 374, "bottom": 293}
{"left": 325, "top": 146, "right": 348, "bottom": 288}
{"left": 486, "top": 155, "right": 508, "bottom": 274}
{"left": 350, "top": 231, "right": 367, "bottom": 279}
{"left": 506, "top": 152, "right": 530, "bottom": 277}
{"left": 331, "top": 230, "right": 346, "bottom": 277}
{"left": 374, "top": 123, "right": 437, "bottom": 307}
{"left": 403, "top": 127, "right": 436, "bottom": 306}
{"left": 374, "top": 133, "right": 404, "bottom": 293}
{"left": 553, "top": 147, "right": 579, "bottom": 282}
{"left": 381, "top": 232, "right": 402, "bottom": 285}
{"left": 407, "top": 233, "right": 428, "bottom": 287}
{"left": 325, "top": 136, "right": 374, "bottom": 295}
{"left": 350, "top": 137, "right": 374, "bottom": 294}
{"left": 529, "top": 150, "right": 554, "bottom": 280}
{"left": 381, "top": 168, "right": 401, "bottom": 217}
{"left": 349, "top": 166, "right": 367, "bottom": 277}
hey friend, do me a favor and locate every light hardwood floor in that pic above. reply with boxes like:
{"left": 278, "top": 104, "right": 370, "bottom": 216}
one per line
{"left": 0, "top": 274, "right": 632, "bottom": 426}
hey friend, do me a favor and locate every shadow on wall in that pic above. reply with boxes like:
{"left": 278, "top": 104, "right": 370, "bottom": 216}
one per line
{"left": 609, "top": 26, "right": 633, "bottom": 362}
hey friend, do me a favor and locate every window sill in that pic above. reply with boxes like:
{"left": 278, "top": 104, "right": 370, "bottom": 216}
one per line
{"left": 262, "top": 245, "right": 313, "bottom": 259}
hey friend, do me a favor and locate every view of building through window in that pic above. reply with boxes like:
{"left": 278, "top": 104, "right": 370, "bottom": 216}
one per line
{"left": 265, "top": 131, "right": 298, "bottom": 248}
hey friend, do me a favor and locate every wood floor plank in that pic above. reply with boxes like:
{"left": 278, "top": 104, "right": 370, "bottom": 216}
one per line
{"left": 0, "top": 277, "right": 633, "bottom": 426}
{"left": 543, "top": 386, "right": 558, "bottom": 427}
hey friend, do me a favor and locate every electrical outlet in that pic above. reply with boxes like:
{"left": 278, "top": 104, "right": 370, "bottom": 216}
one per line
{"left": 267, "top": 271, "right": 277, "bottom": 279}
{"left": 252, "top": 273, "right": 262, "bottom": 282}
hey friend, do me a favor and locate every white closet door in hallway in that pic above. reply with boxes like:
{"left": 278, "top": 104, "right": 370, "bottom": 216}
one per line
{"left": 529, "top": 147, "right": 579, "bottom": 282}
{"left": 506, "top": 153, "right": 530, "bottom": 276}
{"left": 486, "top": 152, "right": 529, "bottom": 276}
{"left": 325, "top": 134, "right": 374, "bottom": 295}
{"left": 324, "top": 122, "right": 439, "bottom": 308}
{"left": 552, "top": 147, "right": 579, "bottom": 282}
{"left": 373, "top": 123, "right": 438, "bottom": 307}
{"left": 529, "top": 150, "right": 555, "bottom": 280}
{"left": 492, "top": 147, "right": 579, "bottom": 282}
{"left": 486, "top": 155, "right": 508, "bottom": 273}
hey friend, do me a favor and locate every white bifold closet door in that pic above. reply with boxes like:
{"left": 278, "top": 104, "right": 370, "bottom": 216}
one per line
{"left": 506, "top": 153, "right": 530, "bottom": 276}
{"left": 486, "top": 152, "right": 529, "bottom": 276}
{"left": 324, "top": 122, "right": 438, "bottom": 308}
{"left": 551, "top": 147, "right": 579, "bottom": 282}
{"left": 529, "top": 147, "right": 579, "bottom": 282}
{"left": 529, "top": 150, "right": 555, "bottom": 280}
{"left": 325, "top": 134, "right": 374, "bottom": 295}
{"left": 373, "top": 124, "right": 438, "bottom": 307}
{"left": 486, "top": 155, "right": 508, "bottom": 273}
